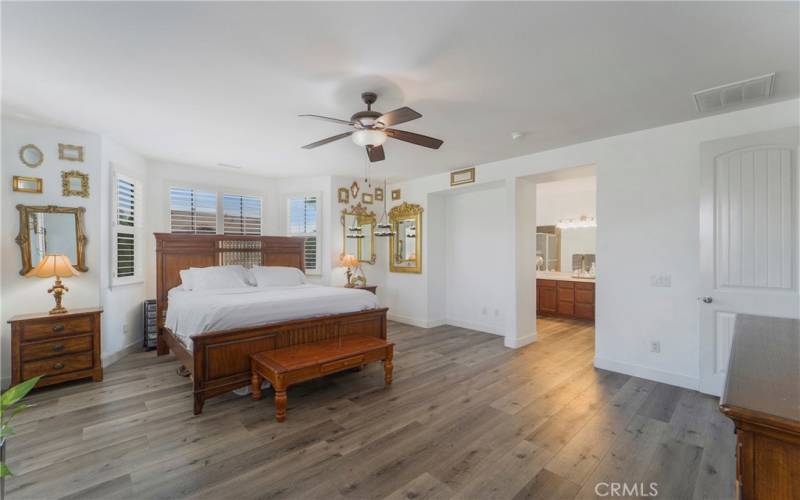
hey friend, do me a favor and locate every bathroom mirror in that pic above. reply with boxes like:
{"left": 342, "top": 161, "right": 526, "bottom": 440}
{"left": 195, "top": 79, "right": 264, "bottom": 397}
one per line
{"left": 19, "top": 144, "right": 44, "bottom": 168}
{"left": 341, "top": 203, "right": 376, "bottom": 264}
{"left": 389, "top": 202, "right": 423, "bottom": 273}
{"left": 16, "top": 204, "right": 88, "bottom": 275}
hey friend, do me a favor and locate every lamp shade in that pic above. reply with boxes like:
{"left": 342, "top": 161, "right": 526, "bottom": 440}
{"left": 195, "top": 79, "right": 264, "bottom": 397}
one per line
{"left": 26, "top": 254, "right": 79, "bottom": 278}
{"left": 351, "top": 129, "right": 387, "bottom": 147}
{"left": 340, "top": 254, "right": 358, "bottom": 268}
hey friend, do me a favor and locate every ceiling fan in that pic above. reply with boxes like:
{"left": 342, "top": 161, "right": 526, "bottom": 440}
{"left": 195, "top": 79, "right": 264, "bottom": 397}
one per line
{"left": 299, "top": 92, "right": 443, "bottom": 162}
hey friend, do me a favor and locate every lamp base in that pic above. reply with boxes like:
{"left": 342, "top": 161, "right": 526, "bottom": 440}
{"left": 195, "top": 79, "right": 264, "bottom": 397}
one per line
{"left": 345, "top": 268, "right": 355, "bottom": 288}
{"left": 48, "top": 278, "right": 69, "bottom": 315}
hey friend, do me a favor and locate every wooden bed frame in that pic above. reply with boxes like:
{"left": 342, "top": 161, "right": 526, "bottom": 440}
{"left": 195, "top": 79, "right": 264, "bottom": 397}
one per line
{"left": 154, "top": 233, "right": 388, "bottom": 414}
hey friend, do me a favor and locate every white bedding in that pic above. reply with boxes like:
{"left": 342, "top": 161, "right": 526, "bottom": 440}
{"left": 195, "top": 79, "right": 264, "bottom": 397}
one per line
{"left": 165, "top": 284, "right": 380, "bottom": 349}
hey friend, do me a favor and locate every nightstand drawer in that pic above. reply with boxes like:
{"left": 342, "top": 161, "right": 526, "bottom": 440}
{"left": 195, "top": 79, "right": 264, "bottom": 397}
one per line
{"left": 21, "top": 316, "right": 93, "bottom": 341}
{"left": 22, "top": 352, "right": 93, "bottom": 380}
{"left": 21, "top": 335, "right": 92, "bottom": 361}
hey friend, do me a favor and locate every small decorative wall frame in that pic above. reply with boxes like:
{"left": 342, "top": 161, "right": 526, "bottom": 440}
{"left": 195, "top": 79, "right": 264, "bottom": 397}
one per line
{"left": 19, "top": 144, "right": 44, "bottom": 168}
{"left": 61, "top": 170, "right": 89, "bottom": 197}
{"left": 59, "top": 143, "right": 84, "bottom": 162}
{"left": 350, "top": 181, "right": 360, "bottom": 198}
{"left": 450, "top": 167, "right": 475, "bottom": 186}
{"left": 12, "top": 176, "right": 43, "bottom": 193}
{"left": 362, "top": 193, "right": 374, "bottom": 204}
{"left": 391, "top": 188, "right": 401, "bottom": 201}
{"left": 337, "top": 187, "right": 349, "bottom": 204}
{"left": 375, "top": 188, "right": 384, "bottom": 201}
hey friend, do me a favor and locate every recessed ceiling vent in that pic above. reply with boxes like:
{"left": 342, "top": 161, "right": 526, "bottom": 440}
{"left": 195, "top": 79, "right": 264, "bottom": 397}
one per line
{"left": 693, "top": 73, "right": 775, "bottom": 113}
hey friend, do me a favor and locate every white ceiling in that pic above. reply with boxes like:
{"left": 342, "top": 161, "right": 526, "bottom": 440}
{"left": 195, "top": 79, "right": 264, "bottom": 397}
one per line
{"left": 3, "top": 2, "right": 798, "bottom": 180}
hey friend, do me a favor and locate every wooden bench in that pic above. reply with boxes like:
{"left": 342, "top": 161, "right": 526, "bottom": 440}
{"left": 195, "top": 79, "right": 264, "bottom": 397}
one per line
{"left": 250, "top": 336, "right": 394, "bottom": 422}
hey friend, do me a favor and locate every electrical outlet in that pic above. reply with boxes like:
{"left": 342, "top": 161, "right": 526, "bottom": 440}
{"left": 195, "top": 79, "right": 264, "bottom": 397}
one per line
{"left": 650, "top": 274, "right": 672, "bottom": 288}
{"left": 650, "top": 341, "right": 661, "bottom": 353}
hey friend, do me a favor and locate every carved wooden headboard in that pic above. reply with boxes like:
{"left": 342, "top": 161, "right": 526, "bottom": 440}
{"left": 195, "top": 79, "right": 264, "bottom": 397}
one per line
{"left": 154, "top": 233, "right": 305, "bottom": 329}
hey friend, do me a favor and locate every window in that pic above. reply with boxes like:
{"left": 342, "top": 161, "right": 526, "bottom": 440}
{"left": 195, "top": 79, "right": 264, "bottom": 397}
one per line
{"left": 223, "top": 194, "right": 262, "bottom": 235}
{"left": 286, "top": 195, "right": 319, "bottom": 273}
{"left": 169, "top": 187, "right": 217, "bottom": 234}
{"left": 112, "top": 173, "right": 143, "bottom": 285}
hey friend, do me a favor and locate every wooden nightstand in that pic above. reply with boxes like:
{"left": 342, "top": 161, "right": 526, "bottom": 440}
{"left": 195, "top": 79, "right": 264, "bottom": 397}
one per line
{"left": 8, "top": 307, "right": 103, "bottom": 388}
{"left": 353, "top": 285, "right": 377, "bottom": 295}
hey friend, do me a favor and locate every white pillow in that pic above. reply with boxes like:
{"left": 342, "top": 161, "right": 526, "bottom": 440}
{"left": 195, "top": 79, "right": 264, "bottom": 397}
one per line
{"left": 187, "top": 266, "right": 250, "bottom": 290}
{"left": 179, "top": 269, "right": 195, "bottom": 290}
{"left": 251, "top": 266, "right": 306, "bottom": 287}
{"left": 221, "top": 265, "right": 256, "bottom": 286}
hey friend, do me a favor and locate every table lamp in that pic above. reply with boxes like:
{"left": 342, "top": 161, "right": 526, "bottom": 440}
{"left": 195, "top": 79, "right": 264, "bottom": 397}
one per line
{"left": 340, "top": 254, "right": 359, "bottom": 288}
{"left": 26, "top": 254, "right": 79, "bottom": 314}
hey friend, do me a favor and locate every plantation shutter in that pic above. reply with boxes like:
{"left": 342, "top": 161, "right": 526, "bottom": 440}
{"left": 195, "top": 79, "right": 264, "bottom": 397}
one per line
{"left": 223, "top": 194, "right": 262, "bottom": 235}
{"left": 169, "top": 187, "right": 217, "bottom": 234}
{"left": 112, "top": 174, "right": 143, "bottom": 285}
{"left": 287, "top": 196, "right": 319, "bottom": 273}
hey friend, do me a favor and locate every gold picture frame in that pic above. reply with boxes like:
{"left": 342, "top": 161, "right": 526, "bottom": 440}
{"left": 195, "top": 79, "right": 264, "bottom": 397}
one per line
{"left": 375, "top": 188, "right": 384, "bottom": 201}
{"left": 337, "top": 187, "right": 349, "bottom": 204}
{"left": 59, "top": 143, "right": 84, "bottom": 162}
{"left": 450, "top": 167, "right": 475, "bottom": 186}
{"left": 350, "top": 181, "right": 360, "bottom": 198}
{"left": 12, "top": 176, "right": 43, "bottom": 193}
{"left": 19, "top": 144, "right": 44, "bottom": 168}
{"left": 391, "top": 188, "right": 401, "bottom": 201}
{"left": 61, "top": 170, "right": 90, "bottom": 198}
{"left": 15, "top": 204, "right": 89, "bottom": 275}
{"left": 362, "top": 192, "right": 373, "bottom": 204}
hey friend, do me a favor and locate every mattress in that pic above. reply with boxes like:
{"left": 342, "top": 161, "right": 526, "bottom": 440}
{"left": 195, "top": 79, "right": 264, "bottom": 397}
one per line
{"left": 165, "top": 284, "right": 380, "bottom": 350}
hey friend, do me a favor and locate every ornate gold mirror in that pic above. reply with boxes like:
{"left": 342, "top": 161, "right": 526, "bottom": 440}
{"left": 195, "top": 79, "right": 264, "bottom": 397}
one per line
{"left": 19, "top": 144, "right": 44, "bottom": 168}
{"left": 16, "top": 205, "right": 88, "bottom": 275}
{"left": 389, "top": 202, "right": 423, "bottom": 273}
{"left": 341, "top": 203, "right": 377, "bottom": 264}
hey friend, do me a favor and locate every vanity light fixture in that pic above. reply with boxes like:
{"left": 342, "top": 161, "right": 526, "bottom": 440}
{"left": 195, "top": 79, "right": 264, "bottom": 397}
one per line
{"left": 556, "top": 216, "right": 597, "bottom": 229}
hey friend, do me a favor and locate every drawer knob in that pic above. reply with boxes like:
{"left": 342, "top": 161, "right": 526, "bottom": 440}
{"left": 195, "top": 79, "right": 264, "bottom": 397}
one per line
{"left": 52, "top": 343, "right": 65, "bottom": 352}
{"left": 53, "top": 362, "right": 65, "bottom": 370}
{"left": 52, "top": 323, "right": 65, "bottom": 333}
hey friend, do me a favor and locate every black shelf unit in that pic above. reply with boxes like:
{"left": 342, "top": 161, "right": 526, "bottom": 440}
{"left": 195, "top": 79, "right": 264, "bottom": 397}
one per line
{"left": 143, "top": 299, "right": 158, "bottom": 350}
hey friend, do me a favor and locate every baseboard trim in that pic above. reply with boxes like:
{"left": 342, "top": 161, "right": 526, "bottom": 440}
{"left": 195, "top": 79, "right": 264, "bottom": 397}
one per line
{"left": 445, "top": 317, "right": 504, "bottom": 336}
{"left": 102, "top": 338, "right": 143, "bottom": 368}
{"left": 504, "top": 331, "right": 537, "bottom": 349}
{"left": 387, "top": 313, "right": 444, "bottom": 329}
{"left": 593, "top": 356, "right": 699, "bottom": 391}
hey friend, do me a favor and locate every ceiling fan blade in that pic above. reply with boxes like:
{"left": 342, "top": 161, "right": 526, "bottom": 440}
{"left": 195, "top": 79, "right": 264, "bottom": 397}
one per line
{"left": 366, "top": 144, "right": 385, "bottom": 162}
{"left": 385, "top": 128, "right": 443, "bottom": 149}
{"left": 301, "top": 131, "right": 353, "bottom": 149}
{"left": 377, "top": 107, "right": 422, "bottom": 127}
{"left": 298, "top": 114, "right": 356, "bottom": 127}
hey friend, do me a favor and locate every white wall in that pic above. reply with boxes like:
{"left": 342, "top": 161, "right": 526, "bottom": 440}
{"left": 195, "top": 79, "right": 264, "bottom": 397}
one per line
{"left": 99, "top": 137, "right": 150, "bottom": 362}
{"left": 386, "top": 99, "right": 800, "bottom": 391}
{"left": 444, "top": 185, "right": 506, "bottom": 335}
{"left": 536, "top": 176, "right": 597, "bottom": 226}
{"left": 1, "top": 118, "right": 102, "bottom": 386}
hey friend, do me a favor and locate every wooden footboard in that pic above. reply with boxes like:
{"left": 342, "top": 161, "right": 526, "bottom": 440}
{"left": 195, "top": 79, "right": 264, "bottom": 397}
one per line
{"left": 159, "top": 307, "right": 388, "bottom": 414}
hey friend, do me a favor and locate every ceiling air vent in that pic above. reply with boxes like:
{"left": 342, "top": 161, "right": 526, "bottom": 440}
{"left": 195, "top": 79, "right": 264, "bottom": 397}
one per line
{"left": 693, "top": 73, "right": 775, "bottom": 113}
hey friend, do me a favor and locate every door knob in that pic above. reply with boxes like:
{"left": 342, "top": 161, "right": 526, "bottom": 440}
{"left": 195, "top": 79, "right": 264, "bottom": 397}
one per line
{"left": 699, "top": 296, "right": 713, "bottom": 304}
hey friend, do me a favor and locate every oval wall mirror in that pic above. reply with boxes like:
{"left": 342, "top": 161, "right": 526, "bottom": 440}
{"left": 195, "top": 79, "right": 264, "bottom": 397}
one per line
{"left": 19, "top": 144, "right": 44, "bottom": 168}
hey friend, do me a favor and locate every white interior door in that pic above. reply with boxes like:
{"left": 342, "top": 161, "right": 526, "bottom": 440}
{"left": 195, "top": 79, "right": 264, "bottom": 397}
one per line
{"left": 700, "top": 127, "right": 799, "bottom": 396}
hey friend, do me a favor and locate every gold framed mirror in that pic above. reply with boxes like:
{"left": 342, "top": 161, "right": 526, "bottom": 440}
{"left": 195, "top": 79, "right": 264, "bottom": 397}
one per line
{"left": 16, "top": 204, "right": 88, "bottom": 275}
{"left": 19, "top": 144, "right": 44, "bottom": 168}
{"left": 341, "top": 203, "right": 377, "bottom": 264}
{"left": 389, "top": 202, "right": 423, "bottom": 273}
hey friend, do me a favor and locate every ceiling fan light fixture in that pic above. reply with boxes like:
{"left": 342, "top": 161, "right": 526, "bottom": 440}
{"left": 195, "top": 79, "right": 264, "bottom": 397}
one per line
{"left": 352, "top": 129, "right": 387, "bottom": 147}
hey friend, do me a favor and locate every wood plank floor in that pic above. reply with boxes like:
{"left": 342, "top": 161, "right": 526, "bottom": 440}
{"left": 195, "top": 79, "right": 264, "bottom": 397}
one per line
{"left": 5, "top": 318, "right": 736, "bottom": 500}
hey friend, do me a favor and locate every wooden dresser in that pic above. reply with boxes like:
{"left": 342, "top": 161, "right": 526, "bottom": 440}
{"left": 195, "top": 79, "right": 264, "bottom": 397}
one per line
{"left": 537, "top": 278, "right": 595, "bottom": 321}
{"left": 8, "top": 307, "right": 103, "bottom": 387}
{"left": 720, "top": 314, "right": 800, "bottom": 500}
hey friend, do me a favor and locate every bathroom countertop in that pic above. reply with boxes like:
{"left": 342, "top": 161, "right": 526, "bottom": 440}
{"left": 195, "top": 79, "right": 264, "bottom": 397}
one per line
{"left": 537, "top": 271, "right": 596, "bottom": 282}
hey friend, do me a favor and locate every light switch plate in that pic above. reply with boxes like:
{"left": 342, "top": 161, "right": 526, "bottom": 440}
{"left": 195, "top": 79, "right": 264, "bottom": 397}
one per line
{"left": 650, "top": 274, "right": 672, "bottom": 287}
